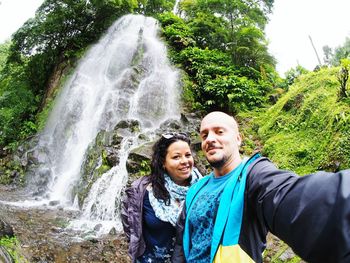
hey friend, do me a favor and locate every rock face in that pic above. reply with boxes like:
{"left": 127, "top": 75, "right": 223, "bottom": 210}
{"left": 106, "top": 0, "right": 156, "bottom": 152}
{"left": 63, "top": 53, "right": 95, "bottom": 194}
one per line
{"left": 74, "top": 119, "right": 144, "bottom": 207}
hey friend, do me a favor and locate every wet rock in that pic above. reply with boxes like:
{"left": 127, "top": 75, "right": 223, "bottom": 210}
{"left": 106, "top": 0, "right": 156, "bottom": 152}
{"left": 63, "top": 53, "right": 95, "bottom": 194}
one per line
{"left": 126, "top": 142, "right": 153, "bottom": 177}
{"left": 159, "top": 118, "right": 182, "bottom": 131}
{"left": 114, "top": 119, "right": 140, "bottom": 133}
{"left": 50, "top": 226, "right": 63, "bottom": 233}
{"left": 111, "top": 134, "right": 123, "bottom": 149}
{"left": 76, "top": 129, "right": 117, "bottom": 207}
{"left": 94, "top": 224, "right": 102, "bottom": 232}
{"left": 109, "top": 227, "right": 117, "bottom": 235}
{"left": 49, "top": 200, "right": 60, "bottom": 206}
{"left": 88, "top": 238, "right": 99, "bottom": 243}
{"left": 0, "top": 219, "right": 14, "bottom": 238}
{"left": 106, "top": 148, "right": 119, "bottom": 167}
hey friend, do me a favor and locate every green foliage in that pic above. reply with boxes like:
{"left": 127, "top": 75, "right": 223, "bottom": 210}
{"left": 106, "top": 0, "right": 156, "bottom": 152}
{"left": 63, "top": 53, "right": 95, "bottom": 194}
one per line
{"left": 158, "top": 12, "right": 195, "bottom": 51}
{"left": 230, "top": 25, "right": 275, "bottom": 69}
{"left": 251, "top": 67, "right": 350, "bottom": 175}
{"left": 0, "top": 158, "right": 25, "bottom": 185}
{"left": 10, "top": 0, "right": 134, "bottom": 58}
{"left": 282, "top": 65, "right": 309, "bottom": 88}
{"left": 179, "top": 0, "right": 276, "bottom": 71}
{"left": 0, "top": 236, "right": 27, "bottom": 263}
{"left": 182, "top": 0, "right": 273, "bottom": 29}
{"left": 169, "top": 44, "right": 270, "bottom": 113}
{"left": 0, "top": 41, "right": 11, "bottom": 72}
{"left": 337, "top": 58, "right": 350, "bottom": 99}
{"left": 187, "top": 12, "right": 228, "bottom": 50}
{"left": 159, "top": 2, "right": 278, "bottom": 114}
{"left": 136, "top": 0, "right": 174, "bottom": 15}
{"left": 139, "top": 159, "right": 151, "bottom": 176}
{"left": 0, "top": 61, "right": 39, "bottom": 147}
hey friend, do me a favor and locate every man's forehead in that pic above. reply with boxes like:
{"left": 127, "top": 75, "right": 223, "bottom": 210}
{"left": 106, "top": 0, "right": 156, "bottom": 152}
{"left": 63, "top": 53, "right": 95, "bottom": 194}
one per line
{"left": 200, "top": 122, "right": 232, "bottom": 132}
{"left": 200, "top": 112, "right": 238, "bottom": 133}
{"left": 201, "top": 114, "right": 234, "bottom": 126}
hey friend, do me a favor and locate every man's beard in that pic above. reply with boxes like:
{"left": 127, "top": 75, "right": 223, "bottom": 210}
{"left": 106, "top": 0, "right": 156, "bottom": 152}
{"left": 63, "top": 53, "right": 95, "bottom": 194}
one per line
{"left": 207, "top": 155, "right": 227, "bottom": 169}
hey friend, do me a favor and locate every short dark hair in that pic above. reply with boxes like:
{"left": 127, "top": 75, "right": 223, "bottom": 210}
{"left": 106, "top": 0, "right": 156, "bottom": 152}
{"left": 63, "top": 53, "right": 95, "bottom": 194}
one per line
{"left": 150, "top": 133, "right": 191, "bottom": 205}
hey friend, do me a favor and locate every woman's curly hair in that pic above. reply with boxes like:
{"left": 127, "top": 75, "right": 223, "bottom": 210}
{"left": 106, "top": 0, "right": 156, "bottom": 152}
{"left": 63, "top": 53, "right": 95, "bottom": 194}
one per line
{"left": 149, "top": 133, "right": 191, "bottom": 205}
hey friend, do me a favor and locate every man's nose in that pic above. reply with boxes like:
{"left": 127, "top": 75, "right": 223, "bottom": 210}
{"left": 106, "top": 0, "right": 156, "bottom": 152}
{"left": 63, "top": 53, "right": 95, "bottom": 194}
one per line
{"left": 205, "top": 132, "right": 216, "bottom": 142}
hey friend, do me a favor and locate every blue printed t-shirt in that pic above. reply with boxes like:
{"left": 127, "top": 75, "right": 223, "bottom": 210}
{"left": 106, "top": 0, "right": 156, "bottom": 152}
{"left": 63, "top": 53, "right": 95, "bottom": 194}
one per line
{"left": 187, "top": 167, "right": 241, "bottom": 263}
{"left": 138, "top": 191, "right": 176, "bottom": 263}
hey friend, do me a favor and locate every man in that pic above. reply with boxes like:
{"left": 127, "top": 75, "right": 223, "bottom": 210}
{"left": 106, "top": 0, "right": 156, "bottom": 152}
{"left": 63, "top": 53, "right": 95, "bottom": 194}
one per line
{"left": 172, "top": 111, "right": 350, "bottom": 263}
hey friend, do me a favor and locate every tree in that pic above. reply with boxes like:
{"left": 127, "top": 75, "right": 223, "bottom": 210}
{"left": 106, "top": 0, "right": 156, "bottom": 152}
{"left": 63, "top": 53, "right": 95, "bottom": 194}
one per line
{"left": 180, "top": 0, "right": 275, "bottom": 71}
{"left": 323, "top": 37, "right": 350, "bottom": 66}
{"left": 136, "top": 0, "right": 174, "bottom": 15}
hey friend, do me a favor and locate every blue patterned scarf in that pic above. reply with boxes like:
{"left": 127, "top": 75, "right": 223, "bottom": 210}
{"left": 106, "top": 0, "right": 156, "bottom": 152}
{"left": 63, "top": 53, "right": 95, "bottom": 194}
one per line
{"left": 148, "top": 168, "right": 201, "bottom": 226}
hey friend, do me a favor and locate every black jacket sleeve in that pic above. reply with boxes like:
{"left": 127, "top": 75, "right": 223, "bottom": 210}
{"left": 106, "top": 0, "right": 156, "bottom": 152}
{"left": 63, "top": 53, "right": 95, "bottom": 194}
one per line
{"left": 172, "top": 205, "right": 186, "bottom": 263}
{"left": 247, "top": 158, "right": 350, "bottom": 263}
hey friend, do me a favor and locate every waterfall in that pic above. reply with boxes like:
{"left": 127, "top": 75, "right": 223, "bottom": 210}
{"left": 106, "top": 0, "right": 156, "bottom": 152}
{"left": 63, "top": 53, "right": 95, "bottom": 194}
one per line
{"left": 26, "top": 14, "right": 181, "bottom": 234}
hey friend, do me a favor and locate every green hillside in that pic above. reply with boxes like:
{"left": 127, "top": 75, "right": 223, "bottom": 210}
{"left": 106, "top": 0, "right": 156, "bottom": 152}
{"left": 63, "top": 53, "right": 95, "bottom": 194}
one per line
{"left": 242, "top": 67, "right": 350, "bottom": 175}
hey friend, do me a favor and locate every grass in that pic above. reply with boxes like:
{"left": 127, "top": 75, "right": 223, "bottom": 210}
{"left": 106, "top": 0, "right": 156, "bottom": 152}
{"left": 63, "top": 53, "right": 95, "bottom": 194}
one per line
{"left": 242, "top": 67, "right": 350, "bottom": 175}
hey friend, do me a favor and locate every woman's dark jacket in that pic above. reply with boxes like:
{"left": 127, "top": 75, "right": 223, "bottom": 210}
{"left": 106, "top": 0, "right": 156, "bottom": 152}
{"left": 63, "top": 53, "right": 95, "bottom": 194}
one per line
{"left": 172, "top": 155, "right": 350, "bottom": 263}
{"left": 121, "top": 176, "right": 150, "bottom": 262}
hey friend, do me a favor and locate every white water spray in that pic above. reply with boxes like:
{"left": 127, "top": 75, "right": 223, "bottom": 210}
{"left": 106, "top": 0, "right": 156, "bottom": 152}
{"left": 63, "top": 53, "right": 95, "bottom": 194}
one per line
{"left": 25, "top": 14, "right": 181, "bottom": 234}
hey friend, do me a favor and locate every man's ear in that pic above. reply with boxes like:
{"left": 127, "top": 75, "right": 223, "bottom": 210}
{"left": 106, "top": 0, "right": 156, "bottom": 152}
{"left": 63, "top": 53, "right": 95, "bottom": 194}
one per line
{"left": 237, "top": 133, "right": 242, "bottom": 147}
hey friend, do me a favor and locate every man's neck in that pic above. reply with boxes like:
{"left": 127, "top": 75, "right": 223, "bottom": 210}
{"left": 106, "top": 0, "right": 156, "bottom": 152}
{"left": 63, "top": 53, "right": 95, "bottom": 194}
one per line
{"left": 213, "top": 155, "right": 242, "bottom": 177}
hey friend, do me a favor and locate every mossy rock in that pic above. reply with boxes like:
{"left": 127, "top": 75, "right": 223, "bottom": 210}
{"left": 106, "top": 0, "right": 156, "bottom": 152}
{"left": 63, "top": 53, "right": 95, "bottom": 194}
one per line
{"left": 126, "top": 142, "right": 153, "bottom": 185}
{"left": 75, "top": 130, "right": 114, "bottom": 207}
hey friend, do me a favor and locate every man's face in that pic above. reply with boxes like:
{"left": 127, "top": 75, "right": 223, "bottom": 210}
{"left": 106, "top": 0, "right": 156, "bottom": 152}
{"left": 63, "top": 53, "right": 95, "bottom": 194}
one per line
{"left": 200, "top": 112, "right": 241, "bottom": 170}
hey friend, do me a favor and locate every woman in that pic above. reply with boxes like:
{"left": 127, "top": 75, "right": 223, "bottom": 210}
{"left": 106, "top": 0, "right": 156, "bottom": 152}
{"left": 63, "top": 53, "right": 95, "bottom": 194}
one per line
{"left": 121, "top": 132, "right": 201, "bottom": 263}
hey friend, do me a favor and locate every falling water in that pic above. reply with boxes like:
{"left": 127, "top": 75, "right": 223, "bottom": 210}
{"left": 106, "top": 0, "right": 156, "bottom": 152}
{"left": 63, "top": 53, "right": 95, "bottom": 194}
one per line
{"left": 25, "top": 14, "right": 181, "bottom": 234}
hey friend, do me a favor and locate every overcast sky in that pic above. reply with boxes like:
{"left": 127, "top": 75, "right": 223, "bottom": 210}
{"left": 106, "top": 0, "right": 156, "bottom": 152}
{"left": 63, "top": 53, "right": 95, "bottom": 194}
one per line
{"left": 1, "top": 0, "right": 350, "bottom": 75}
{"left": 266, "top": 0, "right": 350, "bottom": 74}
{"left": 0, "top": 0, "right": 43, "bottom": 42}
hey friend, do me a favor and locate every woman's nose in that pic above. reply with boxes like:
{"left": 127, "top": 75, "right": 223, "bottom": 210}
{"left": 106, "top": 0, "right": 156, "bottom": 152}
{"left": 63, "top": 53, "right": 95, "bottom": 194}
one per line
{"left": 180, "top": 156, "right": 186, "bottom": 163}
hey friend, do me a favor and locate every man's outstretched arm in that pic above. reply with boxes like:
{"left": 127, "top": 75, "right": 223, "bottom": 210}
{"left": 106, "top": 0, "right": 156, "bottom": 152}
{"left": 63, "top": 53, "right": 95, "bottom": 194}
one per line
{"left": 248, "top": 159, "right": 350, "bottom": 263}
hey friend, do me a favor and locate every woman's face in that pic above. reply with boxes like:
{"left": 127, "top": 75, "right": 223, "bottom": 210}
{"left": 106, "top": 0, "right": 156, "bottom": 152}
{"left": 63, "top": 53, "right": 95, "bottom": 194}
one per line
{"left": 164, "top": 140, "right": 194, "bottom": 186}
